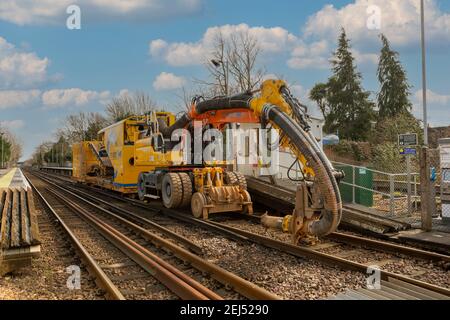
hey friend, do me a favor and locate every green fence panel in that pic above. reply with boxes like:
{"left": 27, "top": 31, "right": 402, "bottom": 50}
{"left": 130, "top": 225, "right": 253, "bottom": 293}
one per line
{"left": 335, "top": 164, "right": 353, "bottom": 203}
{"left": 355, "top": 167, "right": 374, "bottom": 207}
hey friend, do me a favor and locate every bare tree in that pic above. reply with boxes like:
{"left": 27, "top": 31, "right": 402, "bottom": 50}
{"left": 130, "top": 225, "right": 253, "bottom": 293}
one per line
{"left": 0, "top": 126, "right": 23, "bottom": 166}
{"left": 30, "top": 141, "right": 53, "bottom": 166}
{"left": 196, "top": 30, "right": 265, "bottom": 97}
{"left": 7, "top": 133, "right": 23, "bottom": 164}
{"left": 105, "top": 91, "right": 157, "bottom": 123}
{"left": 208, "top": 33, "right": 231, "bottom": 96}
{"left": 62, "top": 112, "right": 107, "bottom": 143}
{"left": 228, "top": 32, "right": 265, "bottom": 93}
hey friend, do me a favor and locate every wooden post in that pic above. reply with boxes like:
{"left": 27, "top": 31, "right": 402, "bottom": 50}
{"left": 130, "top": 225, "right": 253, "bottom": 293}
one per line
{"left": 420, "top": 146, "right": 432, "bottom": 231}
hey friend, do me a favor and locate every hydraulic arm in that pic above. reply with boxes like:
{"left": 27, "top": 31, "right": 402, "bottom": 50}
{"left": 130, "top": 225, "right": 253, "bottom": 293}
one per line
{"left": 187, "top": 79, "right": 343, "bottom": 242}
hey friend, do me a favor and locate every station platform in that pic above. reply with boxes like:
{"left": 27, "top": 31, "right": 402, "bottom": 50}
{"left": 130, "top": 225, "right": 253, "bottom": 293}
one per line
{"left": 395, "top": 230, "right": 450, "bottom": 254}
{"left": 0, "top": 168, "right": 30, "bottom": 190}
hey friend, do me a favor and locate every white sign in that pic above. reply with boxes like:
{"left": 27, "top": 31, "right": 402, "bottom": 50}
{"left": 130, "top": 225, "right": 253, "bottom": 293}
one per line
{"left": 440, "top": 146, "right": 450, "bottom": 168}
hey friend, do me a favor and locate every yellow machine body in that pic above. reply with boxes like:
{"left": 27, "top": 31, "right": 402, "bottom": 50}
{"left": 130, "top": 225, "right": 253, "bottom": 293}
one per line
{"left": 72, "top": 112, "right": 253, "bottom": 217}
{"left": 73, "top": 114, "right": 180, "bottom": 193}
{"left": 72, "top": 141, "right": 101, "bottom": 181}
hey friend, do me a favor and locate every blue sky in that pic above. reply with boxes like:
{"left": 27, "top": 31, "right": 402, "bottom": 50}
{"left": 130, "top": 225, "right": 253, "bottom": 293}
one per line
{"left": 0, "top": 0, "right": 449, "bottom": 160}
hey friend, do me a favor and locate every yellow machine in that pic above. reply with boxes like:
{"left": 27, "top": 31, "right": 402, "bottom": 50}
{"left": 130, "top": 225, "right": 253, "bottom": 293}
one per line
{"left": 72, "top": 113, "right": 253, "bottom": 218}
{"left": 73, "top": 79, "right": 343, "bottom": 244}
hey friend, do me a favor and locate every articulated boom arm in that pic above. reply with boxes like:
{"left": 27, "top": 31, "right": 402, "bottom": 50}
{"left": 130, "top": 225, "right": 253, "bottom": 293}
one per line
{"left": 189, "top": 79, "right": 343, "bottom": 242}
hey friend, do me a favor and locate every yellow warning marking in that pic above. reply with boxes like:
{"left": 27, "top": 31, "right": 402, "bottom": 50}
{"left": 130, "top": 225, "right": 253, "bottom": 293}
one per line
{"left": 0, "top": 168, "right": 17, "bottom": 188}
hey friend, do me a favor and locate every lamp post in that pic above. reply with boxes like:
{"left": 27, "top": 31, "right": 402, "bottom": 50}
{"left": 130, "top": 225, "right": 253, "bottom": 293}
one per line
{"left": 420, "top": 0, "right": 428, "bottom": 145}
{"left": 419, "top": 0, "right": 433, "bottom": 231}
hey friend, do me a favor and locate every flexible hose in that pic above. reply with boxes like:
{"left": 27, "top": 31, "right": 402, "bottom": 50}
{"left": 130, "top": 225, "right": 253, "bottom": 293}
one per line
{"left": 263, "top": 105, "right": 342, "bottom": 236}
{"left": 194, "top": 93, "right": 253, "bottom": 114}
{"left": 159, "top": 113, "right": 191, "bottom": 138}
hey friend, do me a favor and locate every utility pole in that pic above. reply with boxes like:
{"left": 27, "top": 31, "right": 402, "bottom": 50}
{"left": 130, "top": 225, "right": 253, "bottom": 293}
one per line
{"left": 421, "top": 0, "right": 428, "bottom": 145}
{"left": 420, "top": 0, "right": 433, "bottom": 231}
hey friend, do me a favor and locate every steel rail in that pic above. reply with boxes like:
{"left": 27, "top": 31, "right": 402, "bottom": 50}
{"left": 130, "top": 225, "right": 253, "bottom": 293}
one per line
{"left": 239, "top": 213, "right": 449, "bottom": 265}
{"left": 33, "top": 170, "right": 450, "bottom": 298}
{"left": 42, "top": 184, "right": 218, "bottom": 301}
{"left": 37, "top": 170, "right": 449, "bottom": 265}
{"left": 33, "top": 172, "right": 280, "bottom": 300}
{"left": 56, "top": 183, "right": 203, "bottom": 255}
{"left": 326, "top": 232, "right": 450, "bottom": 265}
{"left": 33, "top": 170, "right": 252, "bottom": 243}
{"left": 205, "top": 221, "right": 450, "bottom": 298}
{"left": 25, "top": 175, "right": 126, "bottom": 300}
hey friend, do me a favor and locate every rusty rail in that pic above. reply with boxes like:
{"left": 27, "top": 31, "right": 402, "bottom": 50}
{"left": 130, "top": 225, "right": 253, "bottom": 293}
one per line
{"left": 34, "top": 169, "right": 450, "bottom": 299}
{"left": 26, "top": 176, "right": 126, "bottom": 300}
{"left": 30, "top": 171, "right": 280, "bottom": 300}
{"left": 205, "top": 221, "right": 450, "bottom": 298}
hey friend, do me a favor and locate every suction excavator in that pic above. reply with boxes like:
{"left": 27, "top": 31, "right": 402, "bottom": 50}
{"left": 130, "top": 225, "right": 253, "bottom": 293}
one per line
{"left": 72, "top": 79, "right": 343, "bottom": 244}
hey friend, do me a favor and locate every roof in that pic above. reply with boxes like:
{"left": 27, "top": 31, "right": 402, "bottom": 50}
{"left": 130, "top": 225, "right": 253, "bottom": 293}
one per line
{"left": 438, "top": 138, "right": 450, "bottom": 145}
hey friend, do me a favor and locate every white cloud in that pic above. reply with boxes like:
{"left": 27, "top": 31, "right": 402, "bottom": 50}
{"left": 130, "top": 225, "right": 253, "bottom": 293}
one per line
{"left": 153, "top": 72, "right": 186, "bottom": 91}
{"left": 0, "top": 0, "right": 203, "bottom": 25}
{"left": 0, "top": 119, "right": 25, "bottom": 130}
{"left": 149, "top": 39, "right": 168, "bottom": 57}
{"left": 353, "top": 50, "right": 379, "bottom": 65}
{"left": 413, "top": 89, "right": 450, "bottom": 126}
{"left": 303, "top": 0, "right": 450, "bottom": 48}
{"left": 290, "top": 85, "right": 306, "bottom": 97}
{"left": 41, "top": 88, "right": 111, "bottom": 108}
{"left": 0, "top": 37, "right": 50, "bottom": 89}
{"left": 274, "top": 0, "right": 450, "bottom": 70}
{"left": 0, "top": 90, "right": 41, "bottom": 109}
{"left": 149, "top": 23, "right": 299, "bottom": 66}
{"left": 414, "top": 89, "right": 450, "bottom": 107}
{"left": 288, "top": 40, "right": 330, "bottom": 69}
{"left": 150, "top": 20, "right": 381, "bottom": 71}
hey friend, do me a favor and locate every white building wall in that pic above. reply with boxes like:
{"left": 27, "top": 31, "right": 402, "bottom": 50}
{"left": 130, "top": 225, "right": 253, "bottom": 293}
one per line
{"left": 234, "top": 117, "right": 325, "bottom": 178}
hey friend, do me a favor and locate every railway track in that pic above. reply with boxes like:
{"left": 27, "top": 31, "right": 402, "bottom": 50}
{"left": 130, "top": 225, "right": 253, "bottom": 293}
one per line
{"left": 29, "top": 175, "right": 214, "bottom": 300}
{"left": 26, "top": 171, "right": 280, "bottom": 301}
{"left": 31, "top": 182, "right": 105, "bottom": 299}
{"left": 236, "top": 214, "right": 449, "bottom": 267}
{"left": 31, "top": 170, "right": 450, "bottom": 299}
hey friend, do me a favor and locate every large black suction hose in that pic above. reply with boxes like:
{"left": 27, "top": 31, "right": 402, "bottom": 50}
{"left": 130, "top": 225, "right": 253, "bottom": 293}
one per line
{"left": 159, "top": 113, "right": 192, "bottom": 138}
{"left": 159, "top": 93, "right": 253, "bottom": 138}
{"left": 194, "top": 94, "right": 253, "bottom": 114}
{"left": 263, "top": 105, "right": 342, "bottom": 236}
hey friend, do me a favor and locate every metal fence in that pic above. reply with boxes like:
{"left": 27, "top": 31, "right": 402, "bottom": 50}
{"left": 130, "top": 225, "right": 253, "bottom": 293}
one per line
{"left": 332, "top": 161, "right": 422, "bottom": 222}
